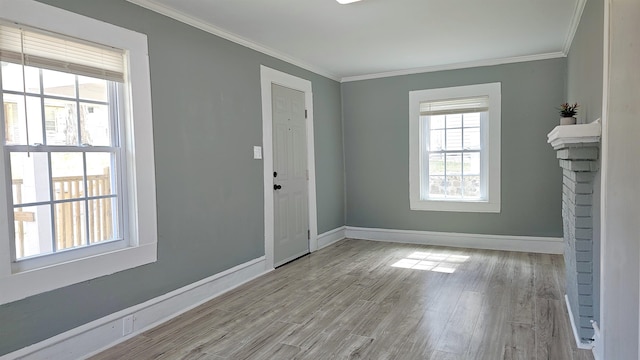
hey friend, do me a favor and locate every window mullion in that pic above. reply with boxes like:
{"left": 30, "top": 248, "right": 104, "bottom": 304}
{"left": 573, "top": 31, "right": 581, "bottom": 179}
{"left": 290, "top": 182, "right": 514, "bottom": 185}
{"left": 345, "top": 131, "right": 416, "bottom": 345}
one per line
{"left": 461, "top": 116, "right": 465, "bottom": 198}
{"left": 2, "top": 89, "right": 110, "bottom": 106}
{"left": 3, "top": 149, "right": 18, "bottom": 262}
{"left": 47, "top": 151, "right": 56, "bottom": 252}
{"left": 430, "top": 149, "right": 480, "bottom": 154}
{"left": 0, "top": 66, "right": 17, "bottom": 264}
{"left": 443, "top": 115, "right": 448, "bottom": 198}
{"left": 12, "top": 194, "right": 117, "bottom": 209}
{"left": 38, "top": 69, "right": 46, "bottom": 145}
{"left": 75, "top": 76, "right": 81, "bottom": 145}
{"left": 481, "top": 112, "right": 488, "bottom": 199}
{"left": 83, "top": 152, "right": 90, "bottom": 246}
{"left": 4, "top": 145, "right": 117, "bottom": 152}
{"left": 422, "top": 116, "right": 429, "bottom": 200}
{"left": 112, "top": 82, "right": 125, "bottom": 241}
{"left": 110, "top": 83, "right": 120, "bottom": 147}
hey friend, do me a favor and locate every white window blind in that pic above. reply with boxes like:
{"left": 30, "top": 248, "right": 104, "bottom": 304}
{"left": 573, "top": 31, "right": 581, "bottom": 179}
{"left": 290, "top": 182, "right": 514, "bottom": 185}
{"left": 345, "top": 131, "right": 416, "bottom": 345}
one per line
{"left": 420, "top": 96, "right": 489, "bottom": 116}
{"left": 0, "top": 21, "right": 125, "bottom": 82}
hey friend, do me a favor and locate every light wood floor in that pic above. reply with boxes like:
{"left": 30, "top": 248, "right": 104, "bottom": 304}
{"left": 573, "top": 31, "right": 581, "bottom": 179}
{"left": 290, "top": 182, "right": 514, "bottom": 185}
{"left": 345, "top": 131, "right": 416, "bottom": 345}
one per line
{"left": 91, "top": 239, "right": 594, "bottom": 360}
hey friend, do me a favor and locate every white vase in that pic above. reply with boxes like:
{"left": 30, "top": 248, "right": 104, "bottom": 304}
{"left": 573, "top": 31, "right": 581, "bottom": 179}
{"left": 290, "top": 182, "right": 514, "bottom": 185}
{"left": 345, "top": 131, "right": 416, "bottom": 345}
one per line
{"left": 560, "top": 117, "right": 577, "bottom": 125}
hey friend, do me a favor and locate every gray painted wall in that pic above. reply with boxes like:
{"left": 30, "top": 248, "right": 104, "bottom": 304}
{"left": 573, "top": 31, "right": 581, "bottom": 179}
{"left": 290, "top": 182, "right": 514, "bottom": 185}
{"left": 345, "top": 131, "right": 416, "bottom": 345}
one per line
{"left": 566, "top": 0, "right": 604, "bottom": 329}
{"left": 567, "top": 0, "right": 604, "bottom": 125}
{"left": 342, "top": 59, "right": 566, "bottom": 236}
{"left": 0, "top": 0, "right": 344, "bottom": 355}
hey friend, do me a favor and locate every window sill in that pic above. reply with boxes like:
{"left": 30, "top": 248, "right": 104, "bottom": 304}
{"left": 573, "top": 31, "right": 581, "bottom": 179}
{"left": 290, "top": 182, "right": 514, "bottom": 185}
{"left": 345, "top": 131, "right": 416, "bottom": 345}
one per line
{"left": 0, "top": 243, "right": 157, "bottom": 305}
{"left": 410, "top": 199, "right": 501, "bottom": 213}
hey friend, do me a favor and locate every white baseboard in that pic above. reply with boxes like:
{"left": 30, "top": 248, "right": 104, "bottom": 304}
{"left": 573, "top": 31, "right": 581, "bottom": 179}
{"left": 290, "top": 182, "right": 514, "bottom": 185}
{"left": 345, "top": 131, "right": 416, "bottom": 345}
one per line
{"left": 564, "top": 294, "right": 594, "bottom": 350}
{"left": 345, "top": 226, "right": 563, "bottom": 254}
{"left": 2, "top": 257, "right": 269, "bottom": 360}
{"left": 317, "top": 226, "right": 346, "bottom": 249}
{"left": 591, "top": 320, "right": 603, "bottom": 360}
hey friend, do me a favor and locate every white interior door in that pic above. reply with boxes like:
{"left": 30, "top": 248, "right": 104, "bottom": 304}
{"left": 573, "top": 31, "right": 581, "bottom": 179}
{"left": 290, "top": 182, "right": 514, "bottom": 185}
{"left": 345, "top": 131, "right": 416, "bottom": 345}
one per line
{"left": 272, "top": 83, "right": 309, "bottom": 267}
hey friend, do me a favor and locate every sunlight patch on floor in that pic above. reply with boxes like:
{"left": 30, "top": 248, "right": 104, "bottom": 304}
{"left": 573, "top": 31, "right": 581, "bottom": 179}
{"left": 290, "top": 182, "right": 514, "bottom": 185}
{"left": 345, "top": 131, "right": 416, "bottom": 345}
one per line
{"left": 391, "top": 251, "right": 470, "bottom": 273}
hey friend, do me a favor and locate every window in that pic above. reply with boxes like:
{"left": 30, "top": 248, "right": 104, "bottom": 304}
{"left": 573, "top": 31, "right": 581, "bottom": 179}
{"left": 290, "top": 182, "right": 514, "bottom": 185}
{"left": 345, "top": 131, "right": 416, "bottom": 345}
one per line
{"left": 409, "top": 83, "right": 501, "bottom": 212}
{"left": 4, "top": 61, "right": 123, "bottom": 264}
{"left": 0, "top": 0, "right": 157, "bottom": 305}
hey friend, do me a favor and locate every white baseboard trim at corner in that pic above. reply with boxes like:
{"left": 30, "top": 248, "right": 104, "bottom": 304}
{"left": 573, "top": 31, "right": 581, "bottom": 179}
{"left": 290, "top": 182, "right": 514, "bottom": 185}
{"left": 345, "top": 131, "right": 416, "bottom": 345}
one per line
{"left": 591, "top": 319, "right": 603, "bottom": 360}
{"left": 565, "top": 295, "right": 594, "bottom": 350}
{"left": 317, "top": 226, "right": 346, "bottom": 250}
{"left": 2, "top": 257, "right": 269, "bottom": 360}
{"left": 344, "top": 227, "right": 564, "bottom": 254}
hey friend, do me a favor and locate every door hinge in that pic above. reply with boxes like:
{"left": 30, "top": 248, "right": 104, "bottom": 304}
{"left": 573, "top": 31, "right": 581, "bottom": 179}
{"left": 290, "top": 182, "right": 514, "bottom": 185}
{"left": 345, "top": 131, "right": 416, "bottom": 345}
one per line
{"left": 308, "top": 230, "right": 310, "bottom": 240}
{"left": 306, "top": 169, "right": 309, "bottom": 180}
{"left": 305, "top": 109, "right": 308, "bottom": 119}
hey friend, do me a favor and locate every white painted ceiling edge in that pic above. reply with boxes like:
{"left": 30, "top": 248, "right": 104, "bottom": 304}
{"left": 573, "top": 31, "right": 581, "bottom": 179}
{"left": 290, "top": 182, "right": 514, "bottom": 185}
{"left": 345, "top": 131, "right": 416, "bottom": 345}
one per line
{"left": 126, "top": 0, "right": 586, "bottom": 83}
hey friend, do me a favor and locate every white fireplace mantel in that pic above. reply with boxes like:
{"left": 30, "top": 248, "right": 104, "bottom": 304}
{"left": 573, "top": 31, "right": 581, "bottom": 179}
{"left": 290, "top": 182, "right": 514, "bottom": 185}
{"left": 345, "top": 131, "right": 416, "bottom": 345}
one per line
{"left": 547, "top": 118, "right": 602, "bottom": 150}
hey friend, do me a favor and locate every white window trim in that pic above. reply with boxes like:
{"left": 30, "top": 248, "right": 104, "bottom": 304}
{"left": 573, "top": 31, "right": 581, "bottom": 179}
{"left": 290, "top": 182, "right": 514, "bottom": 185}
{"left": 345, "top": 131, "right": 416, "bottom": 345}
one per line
{"left": 0, "top": 0, "right": 157, "bottom": 305}
{"left": 409, "top": 82, "right": 501, "bottom": 213}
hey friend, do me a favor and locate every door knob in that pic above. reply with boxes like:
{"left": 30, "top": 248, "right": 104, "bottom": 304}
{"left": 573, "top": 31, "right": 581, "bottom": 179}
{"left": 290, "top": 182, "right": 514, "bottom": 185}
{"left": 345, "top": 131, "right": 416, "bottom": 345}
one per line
{"left": 274, "top": 184, "right": 282, "bottom": 190}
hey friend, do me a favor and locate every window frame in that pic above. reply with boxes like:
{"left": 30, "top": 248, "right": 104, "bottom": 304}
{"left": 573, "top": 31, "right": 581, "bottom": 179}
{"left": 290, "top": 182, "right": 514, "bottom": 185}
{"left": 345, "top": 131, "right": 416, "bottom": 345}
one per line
{"left": 409, "top": 83, "right": 501, "bottom": 213}
{"left": 0, "top": 0, "right": 157, "bottom": 305}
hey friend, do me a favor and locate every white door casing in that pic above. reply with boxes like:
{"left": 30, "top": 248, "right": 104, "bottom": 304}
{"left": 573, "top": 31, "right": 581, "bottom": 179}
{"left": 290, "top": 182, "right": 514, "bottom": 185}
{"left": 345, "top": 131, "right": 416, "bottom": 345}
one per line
{"left": 260, "top": 66, "right": 317, "bottom": 269}
{"left": 272, "top": 84, "right": 309, "bottom": 266}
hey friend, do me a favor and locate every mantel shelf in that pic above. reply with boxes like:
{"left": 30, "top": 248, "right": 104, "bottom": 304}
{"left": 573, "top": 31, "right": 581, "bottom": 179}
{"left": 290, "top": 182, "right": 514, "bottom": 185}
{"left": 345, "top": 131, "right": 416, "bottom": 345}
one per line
{"left": 547, "top": 119, "right": 602, "bottom": 150}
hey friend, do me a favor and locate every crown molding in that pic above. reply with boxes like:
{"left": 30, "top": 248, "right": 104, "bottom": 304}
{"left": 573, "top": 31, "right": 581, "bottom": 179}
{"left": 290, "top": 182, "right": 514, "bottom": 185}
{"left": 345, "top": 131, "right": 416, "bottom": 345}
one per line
{"left": 563, "top": 0, "right": 588, "bottom": 55}
{"left": 126, "top": 0, "right": 581, "bottom": 85}
{"left": 340, "top": 52, "right": 567, "bottom": 83}
{"left": 125, "top": 0, "right": 341, "bottom": 82}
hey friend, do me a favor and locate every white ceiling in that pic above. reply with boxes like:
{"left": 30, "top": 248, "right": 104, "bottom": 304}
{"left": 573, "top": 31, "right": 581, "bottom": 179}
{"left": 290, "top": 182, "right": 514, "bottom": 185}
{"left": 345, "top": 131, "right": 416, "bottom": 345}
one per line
{"left": 128, "top": 0, "right": 585, "bottom": 82}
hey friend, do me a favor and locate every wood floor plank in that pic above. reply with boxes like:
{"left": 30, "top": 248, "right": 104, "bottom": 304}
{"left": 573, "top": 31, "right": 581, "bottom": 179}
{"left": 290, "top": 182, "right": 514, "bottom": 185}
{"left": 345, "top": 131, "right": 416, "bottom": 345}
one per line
{"left": 349, "top": 300, "right": 396, "bottom": 337}
{"left": 503, "top": 323, "right": 536, "bottom": 360}
{"left": 357, "top": 268, "right": 410, "bottom": 303}
{"left": 462, "top": 250, "right": 499, "bottom": 293}
{"left": 394, "top": 310, "right": 451, "bottom": 360}
{"left": 89, "top": 335, "right": 157, "bottom": 360}
{"left": 195, "top": 299, "right": 301, "bottom": 358}
{"left": 279, "top": 275, "right": 358, "bottom": 324}
{"left": 250, "top": 343, "right": 301, "bottom": 360}
{"left": 535, "top": 253, "right": 563, "bottom": 300}
{"left": 280, "top": 283, "right": 365, "bottom": 348}
{"left": 181, "top": 352, "right": 224, "bottom": 360}
{"left": 509, "top": 252, "right": 536, "bottom": 325}
{"left": 435, "top": 291, "right": 484, "bottom": 354}
{"left": 552, "top": 252, "right": 568, "bottom": 292}
{"left": 573, "top": 348, "right": 597, "bottom": 360}
{"left": 535, "top": 297, "right": 575, "bottom": 360}
{"left": 429, "top": 350, "right": 464, "bottom": 360}
{"left": 330, "top": 333, "right": 375, "bottom": 360}
{"left": 295, "top": 329, "right": 373, "bottom": 360}
{"left": 326, "top": 299, "right": 378, "bottom": 332}
{"left": 90, "top": 239, "right": 592, "bottom": 360}
{"left": 226, "top": 321, "right": 298, "bottom": 360}
{"left": 357, "top": 301, "right": 427, "bottom": 359}
{"left": 465, "top": 303, "right": 511, "bottom": 359}
{"left": 426, "top": 277, "right": 465, "bottom": 315}
{"left": 484, "top": 251, "right": 516, "bottom": 309}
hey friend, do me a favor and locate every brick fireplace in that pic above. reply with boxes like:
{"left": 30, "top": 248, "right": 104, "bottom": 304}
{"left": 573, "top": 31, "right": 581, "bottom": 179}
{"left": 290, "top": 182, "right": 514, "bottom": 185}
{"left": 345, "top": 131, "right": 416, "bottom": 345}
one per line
{"left": 548, "top": 120, "right": 601, "bottom": 346}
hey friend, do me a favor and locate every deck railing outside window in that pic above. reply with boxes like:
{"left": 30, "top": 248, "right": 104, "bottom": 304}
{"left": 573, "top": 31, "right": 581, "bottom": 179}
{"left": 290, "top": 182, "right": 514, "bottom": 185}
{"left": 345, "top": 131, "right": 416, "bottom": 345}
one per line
{"left": 12, "top": 168, "right": 112, "bottom": 259}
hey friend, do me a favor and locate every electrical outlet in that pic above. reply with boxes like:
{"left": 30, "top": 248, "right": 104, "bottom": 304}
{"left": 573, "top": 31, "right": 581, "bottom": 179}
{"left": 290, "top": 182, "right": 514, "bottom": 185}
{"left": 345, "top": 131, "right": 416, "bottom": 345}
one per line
{"left": 122, "top": 315, "right": 134, "bottom": 336}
